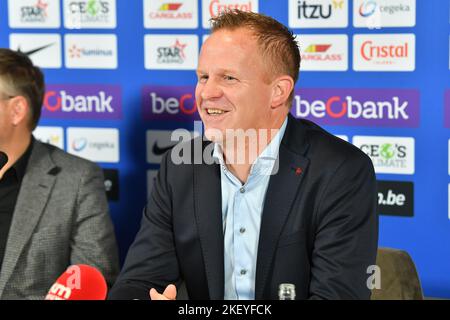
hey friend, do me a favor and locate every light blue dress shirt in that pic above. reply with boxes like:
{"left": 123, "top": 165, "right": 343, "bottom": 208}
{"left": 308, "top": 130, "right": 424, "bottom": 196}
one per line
{"left": 212, "top": 117, "right": 288, "bottom": 300}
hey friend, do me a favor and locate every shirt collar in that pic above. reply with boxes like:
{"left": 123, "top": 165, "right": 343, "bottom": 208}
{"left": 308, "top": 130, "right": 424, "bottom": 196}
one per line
{"left": 213, "top": 117, "right": 288, "bottom": 175}
{"left": 11, "top": 136, "right": 34, "bottom": 182}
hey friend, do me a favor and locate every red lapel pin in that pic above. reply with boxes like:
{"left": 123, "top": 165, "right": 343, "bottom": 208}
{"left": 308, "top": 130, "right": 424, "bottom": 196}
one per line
{"left": 292, "top": 166, "right": 303, "bottom": 176}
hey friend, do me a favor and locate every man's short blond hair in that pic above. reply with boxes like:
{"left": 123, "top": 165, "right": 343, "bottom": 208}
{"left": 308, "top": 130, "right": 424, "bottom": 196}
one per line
{"left": 210, "top": 10, "right": 300, "bottom": 105}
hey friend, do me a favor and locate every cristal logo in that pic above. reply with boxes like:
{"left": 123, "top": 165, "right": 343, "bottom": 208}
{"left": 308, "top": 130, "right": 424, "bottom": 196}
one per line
{"left": 72, "top": 138, "right": 88, "bottom": 152}
{"left": 149, "top": 92, "right": 197, "bottom": 115}
{"left": 294, "top": 95, "right": 409, "bottom": 120}
{"left": 297, "top": 0, "right": 344, "bottom": 19}
{"left": 361, "top": 40, "right": 409, "bottom": 62}
{"left": 302, "top": 44, "right": 342, "bottom": 61}
{"left": 44, "top": 90, "right": 114, "bottom": 113}
{"left": 21, "top": 0, "right": 48, "bottom": 22}
{"left": 157, "top": 39, "right": 187, "bottom": 64}
{"left": 359, "top": 1, "right": 377, "bottom": 17}
{"left": 209, "top": 0, "right": 254, "bottom": 17}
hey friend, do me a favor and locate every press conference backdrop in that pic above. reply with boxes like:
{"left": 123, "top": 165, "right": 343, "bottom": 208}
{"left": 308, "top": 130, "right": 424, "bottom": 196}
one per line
{"left": 0, "top": 0, "right": 449, "bottom": 298}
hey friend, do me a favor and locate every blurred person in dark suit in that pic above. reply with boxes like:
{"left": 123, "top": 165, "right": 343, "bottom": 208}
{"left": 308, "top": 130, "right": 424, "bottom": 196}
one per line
{"left": 109, "top": 10, "right": 378, "bottom": 300}
{"left": 0, "top": 48, "right": 119, "bottom": 299}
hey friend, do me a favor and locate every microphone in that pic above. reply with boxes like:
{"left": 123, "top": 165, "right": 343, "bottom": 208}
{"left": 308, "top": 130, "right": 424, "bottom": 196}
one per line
{"left": 45, "top": 264, "right": 107, "bottom": 300}
{"left": 0, "top": 152, "right": 8, "bottom": 171}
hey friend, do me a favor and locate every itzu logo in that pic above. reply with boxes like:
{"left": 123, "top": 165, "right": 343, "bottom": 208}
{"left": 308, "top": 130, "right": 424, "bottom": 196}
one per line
{"left": 297, "top": 0, "right": 343, "bottom": 19}
{"left": 353, "top": 136, "right": 415, "bottom": 174}
{"left": 142, "top": 86, "right": 200, "bottom": 122}
{"left": 289, "top": 0, "right": 348, "bottom": 28}
{"left": 292, "top": 88, "right": 419, "bottom": 127}
{"left": 42, "top": 85, "right": 122, "bottom": 120}
{"left": 20, "top": 0, "right": 48, "bottom": 23}
{"left": 157, "top": 39, "right": 187, "bottom": 64}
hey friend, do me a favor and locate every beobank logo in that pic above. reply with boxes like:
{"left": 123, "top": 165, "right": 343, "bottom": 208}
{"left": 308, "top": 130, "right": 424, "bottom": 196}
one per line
{"left": 292, "top": 88, "right": 419, "bottom": 127}
{"left": 142, "top": 86, "right": 200, "bottom": 122}
{"left": 202, "top": 0, "right": 258, "bottom": 28}
{"left": 42, "top": 85, "right": 122, "bottom": 120}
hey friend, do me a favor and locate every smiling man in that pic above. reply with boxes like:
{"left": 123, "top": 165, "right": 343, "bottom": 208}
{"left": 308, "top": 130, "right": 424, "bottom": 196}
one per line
{"left": 109, "top": 10, "right": 378, "bottom": 300}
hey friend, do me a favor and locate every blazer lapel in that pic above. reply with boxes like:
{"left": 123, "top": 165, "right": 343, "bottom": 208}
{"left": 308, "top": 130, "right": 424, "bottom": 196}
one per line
{"left": 255, "top": 115, "right": 311, "bottom": 299}
{"left": 0, "top": 141, "right": 57, "bottom": 295}
{"left": 193, "top": 141, "right": 224, "bottom": 300}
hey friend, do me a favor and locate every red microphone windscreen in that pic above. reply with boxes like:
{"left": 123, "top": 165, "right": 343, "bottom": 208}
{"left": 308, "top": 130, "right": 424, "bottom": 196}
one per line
{"left": 45, "top": 264, "right": 107, "bottom": 300}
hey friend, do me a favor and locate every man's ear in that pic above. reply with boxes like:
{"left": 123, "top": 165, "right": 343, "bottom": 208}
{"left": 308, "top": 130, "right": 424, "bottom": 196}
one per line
{"left": 10, "top": 96, "right": 29, "bottom": 127}
{"left": 271, "top": 75, "right": 294, "bottom": 109}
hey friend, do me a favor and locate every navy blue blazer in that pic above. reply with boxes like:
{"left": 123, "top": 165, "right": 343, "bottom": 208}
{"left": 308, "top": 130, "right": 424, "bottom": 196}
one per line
{"left": 109, "top": 114, "right": 378, "bottom": 300}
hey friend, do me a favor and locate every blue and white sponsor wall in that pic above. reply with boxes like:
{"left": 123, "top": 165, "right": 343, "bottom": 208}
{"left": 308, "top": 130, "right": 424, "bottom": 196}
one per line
{"left": 0, "top": 0, "right": 449, "bottom": 298}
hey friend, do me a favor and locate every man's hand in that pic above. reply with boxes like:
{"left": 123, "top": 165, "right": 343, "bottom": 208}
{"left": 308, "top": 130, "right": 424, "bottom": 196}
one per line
{"left": 149, "top": 284, "right": 177, "bottom": 300}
